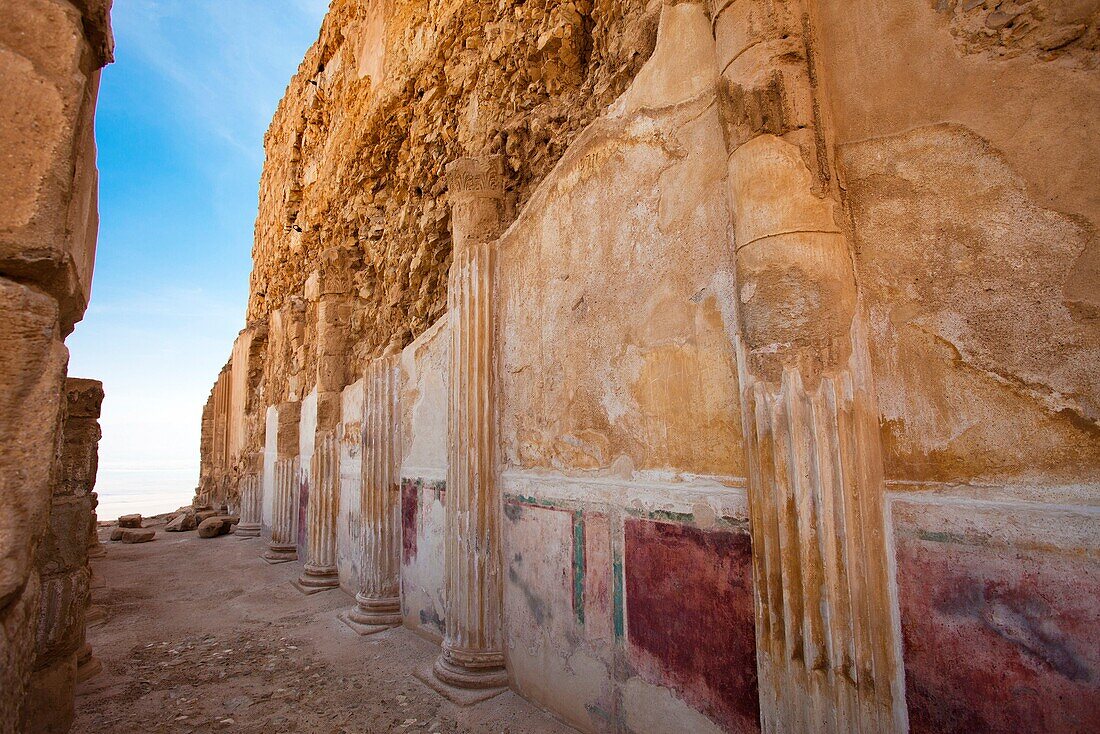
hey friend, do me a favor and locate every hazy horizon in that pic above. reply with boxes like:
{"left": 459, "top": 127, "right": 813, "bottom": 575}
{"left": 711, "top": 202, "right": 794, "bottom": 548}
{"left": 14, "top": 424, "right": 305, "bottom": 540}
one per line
{"left": 67, "top": 0, "right": 329, "bottom": 520}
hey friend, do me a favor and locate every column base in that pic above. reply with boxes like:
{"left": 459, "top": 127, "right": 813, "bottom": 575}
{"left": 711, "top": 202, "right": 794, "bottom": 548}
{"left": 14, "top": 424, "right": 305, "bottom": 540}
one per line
{"left": 87, "top": 543, "right": 107, "bottom": 559}
{"left": 21, "top": 655, "right": 77, "bottom": 733}
{"left": 76, "top": 643, "right": 102, "bottom": 683}
{"left": 432, "top": 645, "right": 509, "bottom": 690}
{"left": 414, "top": 657, "right": 508, "bottom": 706}
{"left": 85, "top": 604, "right": 106, "bottom": 627}
{"left": 234, "top": 523, "right": 261, "bottom": 538}
{"left": 292, "top": 563, "right": 339, "bottom": 594}
{"left": 262, "top": 543, "right": 297, "bottom": 564}
{"left": 339, "top": 594, "right": 402, "bottom": 635}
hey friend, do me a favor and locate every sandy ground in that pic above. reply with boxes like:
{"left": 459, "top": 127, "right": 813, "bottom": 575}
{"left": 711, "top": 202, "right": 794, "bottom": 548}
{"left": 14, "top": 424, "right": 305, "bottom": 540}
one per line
{"left": 74, "top": 517, "right": 574, "bottom": 734}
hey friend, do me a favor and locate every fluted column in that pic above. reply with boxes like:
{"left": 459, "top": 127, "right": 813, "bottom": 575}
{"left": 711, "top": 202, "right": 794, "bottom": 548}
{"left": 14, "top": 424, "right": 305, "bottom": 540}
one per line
{"left": 236, "top": 473, "right": 262, "bottom": 538}
{"left": 707, "top": 1, "right": 906, "bottom": 731}
{"left": 433, "top": 155, "right": 508, "bottom": 690}
{"left": 341, "top": 354, "right": 402, "bottom": 633}
{"left": 263, "top": 457, "right": 299, "bottom": 563}
{"left": 86, "top": 491, "right": 105, "bottom": 558}
{"left": 296, "top": 433, "right": 340, "bottom": 591}
{"left": 264, "top": 401, "right": 301, "bottom": 563}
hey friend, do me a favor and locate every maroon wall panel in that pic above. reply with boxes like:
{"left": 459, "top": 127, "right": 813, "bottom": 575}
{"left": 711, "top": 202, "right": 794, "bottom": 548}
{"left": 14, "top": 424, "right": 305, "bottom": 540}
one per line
{"left": 625, "top": 518, "right": 759, "bottom": 732}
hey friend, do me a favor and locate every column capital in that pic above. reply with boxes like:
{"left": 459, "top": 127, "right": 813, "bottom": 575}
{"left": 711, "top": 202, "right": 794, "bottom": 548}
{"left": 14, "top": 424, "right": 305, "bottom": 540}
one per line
{"left": 445, "top": 155, "right": 506, "bottom": 258}
{"left": 445, "top": 156, "right": 505, "bottom": 200}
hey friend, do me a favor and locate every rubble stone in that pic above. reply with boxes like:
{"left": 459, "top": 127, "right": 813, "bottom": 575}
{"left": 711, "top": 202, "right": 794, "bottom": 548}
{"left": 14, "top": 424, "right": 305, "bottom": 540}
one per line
{"left": 120, "top": 529, "right": 155, "bottom": 544}
{"left": 165, "top": 513, "right": 197, "bottom": 532}
{"left": 196, "top": 517, "right": 235, "bottom": 539}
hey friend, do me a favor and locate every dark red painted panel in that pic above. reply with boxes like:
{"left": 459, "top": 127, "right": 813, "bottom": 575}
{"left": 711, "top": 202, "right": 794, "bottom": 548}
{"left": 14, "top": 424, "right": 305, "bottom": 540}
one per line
{"left": 401, "top": 478, "right": 417, "bottom": 563}
{"left": 898, "top": 535, "right": 1100, "bottom": 734}
{"left": 297, "top": 475, "right": 308, "bottom": 551}
{"left": 625, "top": 518, "right": 759, "bottom": 732}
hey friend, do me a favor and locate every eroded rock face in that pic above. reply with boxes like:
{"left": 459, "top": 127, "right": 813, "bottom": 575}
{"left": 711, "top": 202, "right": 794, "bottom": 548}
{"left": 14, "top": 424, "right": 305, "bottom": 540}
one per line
{"left": 0, "top": 1, "right": 113, "bottom": 729}
{"left": 932, "top": 0, "right": 1099, "bottom": 68}
{"left": 20, "top": 378, "right": 104, "bottom": 734}
{"left": 250, "top": 0, "right": 660, "bottom": 391}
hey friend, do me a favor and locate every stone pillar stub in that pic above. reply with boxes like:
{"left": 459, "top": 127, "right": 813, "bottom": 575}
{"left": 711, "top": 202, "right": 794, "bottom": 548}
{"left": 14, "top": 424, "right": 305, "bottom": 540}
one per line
{"left": 294, "top": 433, "right": 340, "bottom": 592}
{"left": 235, "top": 468, "right": 262, "bottom": 538}
{"left": 22, "top": 377, "right": 105, "bottom": 732}
{"left": 707, "top": 1, "right": 908, "bottom": 730}
{"left": 264, "top": 402, "right": 302, "bottom": 563}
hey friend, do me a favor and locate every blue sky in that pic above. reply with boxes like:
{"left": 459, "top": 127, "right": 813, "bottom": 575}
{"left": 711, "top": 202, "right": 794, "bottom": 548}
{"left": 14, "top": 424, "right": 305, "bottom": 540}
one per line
{"left": 67, "top": 0, "right": 328, "bottom": 516}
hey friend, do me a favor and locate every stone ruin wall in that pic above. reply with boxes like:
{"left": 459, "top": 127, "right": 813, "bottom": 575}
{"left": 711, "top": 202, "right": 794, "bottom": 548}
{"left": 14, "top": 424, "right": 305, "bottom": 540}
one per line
{"left": 200, "top": 1, "right": 1100, "bottom": 732}
{"left": 252, "top": 0, "right": 659, "bottom": 382}
{"left": 199, "top": 0, "right": 665, "bottom": 507}
{"left": 0, "top": 1, "right": 113, "bottom": 731}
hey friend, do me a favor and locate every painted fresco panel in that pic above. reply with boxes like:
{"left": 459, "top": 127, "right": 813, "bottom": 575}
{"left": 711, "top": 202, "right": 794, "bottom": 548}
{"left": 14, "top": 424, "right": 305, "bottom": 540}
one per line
{"left": 894, "top": 499, "right": 1100, "bottom": 734}
{"left": 624, "top": 518, "right": 759, "bottom": 733}
{"left": 584, "top": 512, "right": 613, "bottom": 644}
{"left": 503, "top": 500, "right": 615, "bottom": 732}
{"left": 401, "top": 478, "right": 417, "bottom": 563}
{"left": 400, "top": 477, "right": 446, "bottom": 638}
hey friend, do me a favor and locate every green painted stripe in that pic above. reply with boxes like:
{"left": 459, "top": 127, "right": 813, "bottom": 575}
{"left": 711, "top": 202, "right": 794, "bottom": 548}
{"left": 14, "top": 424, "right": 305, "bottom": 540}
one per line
{"left": 916, "top": 529, "right": 991, "bottom": 546}
{"left": 506, "top": 493, "right": 568, "bottom": 510}
{"left": 572, "top": 510, "right": 585, "bottom": 625}
{"left": 622, "top": 506, "right": 750, "bottom": 531}
{"left": 636, "top": 508, "right": 695, "bottom": 523}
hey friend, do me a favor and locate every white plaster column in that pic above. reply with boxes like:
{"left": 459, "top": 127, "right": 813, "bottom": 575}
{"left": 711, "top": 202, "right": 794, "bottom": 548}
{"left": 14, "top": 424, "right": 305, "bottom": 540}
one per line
{"left": 706, "top": 1, "right": 907, "bottom": 730}
{"left": 341, "top": 354, "right": 402, "bottom": 633}
{"left": 235, "top": 472, "right": 262, "bottom": 538}
{"left": 433, "top": 155, "right": 509, "bottom": 690}
{"left": 263, "top": 457, "right": 299, "bottom": 563}
{"left": 296, "top": 433, "right": 340, "bottom": 591}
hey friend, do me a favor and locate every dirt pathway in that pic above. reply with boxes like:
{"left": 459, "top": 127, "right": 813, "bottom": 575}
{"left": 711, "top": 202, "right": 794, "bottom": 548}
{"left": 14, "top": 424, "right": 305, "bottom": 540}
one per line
{"left": 75, "top": 518, "right": 574, "bottom": 734}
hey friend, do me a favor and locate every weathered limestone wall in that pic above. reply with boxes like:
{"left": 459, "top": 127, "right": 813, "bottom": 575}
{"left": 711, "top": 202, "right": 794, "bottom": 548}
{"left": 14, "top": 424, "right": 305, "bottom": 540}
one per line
{"left": 811, "top": 3, "right": 1100, "bottom": 729}
{"left": 248, "top": 0, "right": 662, "bottom": 389}
{"left": 495, "top": 7, "right": 756, "bottom": 728}
{"left": 196, "top": 0, "right": 665, "bottom": 547}
{"left": 196, "top": 325, "right": 268, "bottom": 510}
{"left": 0, "top": 1, "right": 112, "bottom": 730}
{"left": 21, "top": 379, "right": 105, "bottom": 733}
{"left": 199, "top": 1, "right": 1098, "bottom": 732}
{"left": 397, "top": 318, "right": 449, "bottom": 640}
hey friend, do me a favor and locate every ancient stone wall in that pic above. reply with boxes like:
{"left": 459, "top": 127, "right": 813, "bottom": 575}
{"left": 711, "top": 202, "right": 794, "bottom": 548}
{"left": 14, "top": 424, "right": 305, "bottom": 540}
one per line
{"left": 0, "top": 1, "right": 112, "bottom": 730}
{"left": 200, "top": 1, "right": 1099, "bottom": 732}
{"left": 196, "top": 0, "right": 663, "bottom": 533}
{"left": 247, "top": 0, "right": 661, "bottom": 394}
{"left": 21, "top": 379, "right": 105, "bottom": 733}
